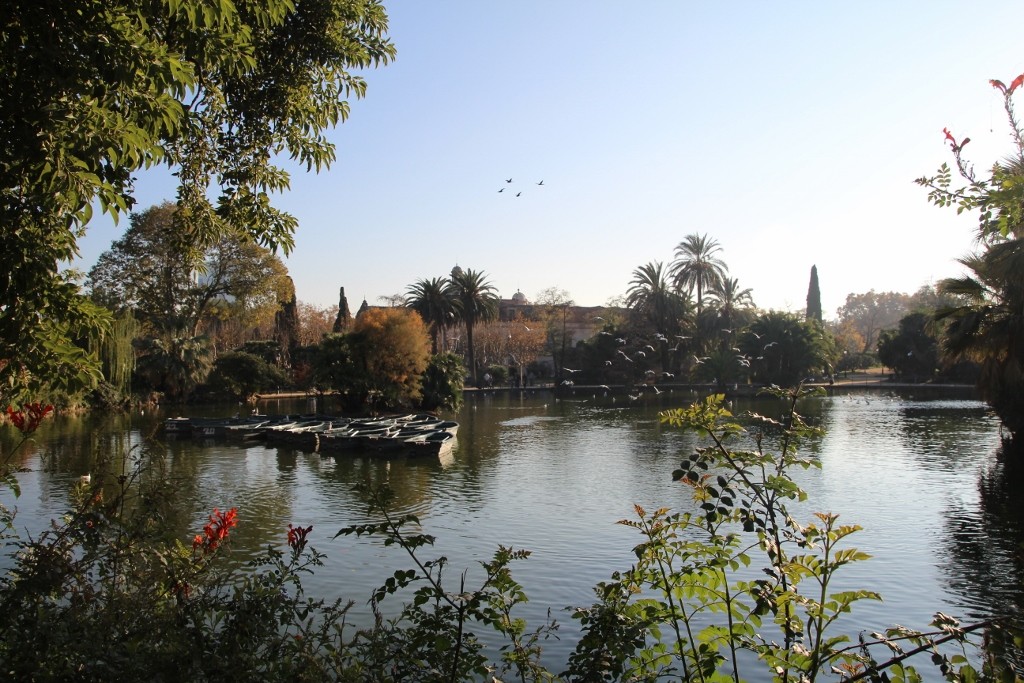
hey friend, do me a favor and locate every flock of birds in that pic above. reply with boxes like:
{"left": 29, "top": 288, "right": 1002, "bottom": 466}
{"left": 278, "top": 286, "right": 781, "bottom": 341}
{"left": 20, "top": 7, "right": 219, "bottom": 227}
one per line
{"left": 555, "top": 327, "right": 787, "bottom": 401}
{"left": 497, "top": 177, "right": 545, "bottom": 198}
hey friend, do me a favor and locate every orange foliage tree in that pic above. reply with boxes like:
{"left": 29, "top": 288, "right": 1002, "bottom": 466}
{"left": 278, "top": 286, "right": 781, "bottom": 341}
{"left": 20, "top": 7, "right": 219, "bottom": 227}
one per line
{"left": 353, "top": 307, "right": 431, "bottom": 409}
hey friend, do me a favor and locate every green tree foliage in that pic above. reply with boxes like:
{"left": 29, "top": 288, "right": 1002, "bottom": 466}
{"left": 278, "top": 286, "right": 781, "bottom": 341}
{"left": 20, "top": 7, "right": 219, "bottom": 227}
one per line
{"left": 625, "top": 261, "right": 688, "bottom": 338}
{"left": 208, "top": 351, "right": 288, "bottom": 404}
{"left": 88, "top": 202, "right": 294, "bottom": 339}
{"left": 310, "top": 309, "right": 431, "bottom": 412}
{"left": 0, "top": 0, "right": 394, "bottom": 402}
{"left": 405, "top": 277, "right": 456, "bottom": 354}
{"left": 710, "top": 275, "right": 755, "bottom": 329}
{"left": 134, "top": 335, "right": 214, "bottom": 402}
{"left": 419, "top": 352, "right": 465, "bottom": 412}
{"left": 670, "top": 233, "right": 727, "bottom": 317}
{"left": 88, "top": 309, "right": 139, "bottom": 400}
{"left": 806, "top": 264, "right": 823, "bottom": 322}
{"left": 310, "top": 334, "right": 365, "bottom": 409}
{"left": 877, "top": 313, "right": 939, "bottom": 381}
{"left": 740, "top": 311, "right": 829, "bottom": 386}
{"left": 917, "top": 73, "right": 1024, "bottom": 442}
{"left": 448, "top": 268, "right": 499, "bottom": 386}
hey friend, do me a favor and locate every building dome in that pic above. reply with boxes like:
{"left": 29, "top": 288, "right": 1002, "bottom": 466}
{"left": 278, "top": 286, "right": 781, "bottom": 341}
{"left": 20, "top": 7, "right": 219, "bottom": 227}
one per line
{"left": 511, "top": 290, "right": 528, "bottom": 305}
{"left": 451, "top": 265, "right": 463, "bottom": 278}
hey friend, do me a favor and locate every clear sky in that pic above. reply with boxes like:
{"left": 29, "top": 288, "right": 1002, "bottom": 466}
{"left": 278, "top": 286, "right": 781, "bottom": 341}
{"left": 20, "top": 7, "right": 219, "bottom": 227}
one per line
{"left": 73, "top": 1, "right": 1024, "bottom": 321}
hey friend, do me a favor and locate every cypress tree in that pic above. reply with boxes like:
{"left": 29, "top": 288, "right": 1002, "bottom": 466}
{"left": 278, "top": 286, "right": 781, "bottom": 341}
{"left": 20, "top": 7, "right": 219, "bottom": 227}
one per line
{"left": 333, "top": 287, "right": 352, "bottom": 333}
{"left": 806, "top": 265, "right": 823, "bottom": 322}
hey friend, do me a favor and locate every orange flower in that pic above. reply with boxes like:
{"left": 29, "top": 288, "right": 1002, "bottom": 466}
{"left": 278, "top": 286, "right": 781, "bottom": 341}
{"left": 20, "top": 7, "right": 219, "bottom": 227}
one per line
{"left": 192, "top": 507, "right": 239, "bottom": 553}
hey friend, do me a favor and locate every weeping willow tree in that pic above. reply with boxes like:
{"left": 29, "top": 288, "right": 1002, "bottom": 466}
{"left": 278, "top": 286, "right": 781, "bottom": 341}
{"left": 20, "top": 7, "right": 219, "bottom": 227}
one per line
{"left": 89, "top": 311, "right": 139, "bottom": 398}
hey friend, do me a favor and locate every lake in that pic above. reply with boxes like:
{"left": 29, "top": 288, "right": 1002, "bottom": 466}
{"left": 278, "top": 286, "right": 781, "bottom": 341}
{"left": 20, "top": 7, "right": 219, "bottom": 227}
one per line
{"left": 3, "top": 386, "right": 1021, "bottom": 675}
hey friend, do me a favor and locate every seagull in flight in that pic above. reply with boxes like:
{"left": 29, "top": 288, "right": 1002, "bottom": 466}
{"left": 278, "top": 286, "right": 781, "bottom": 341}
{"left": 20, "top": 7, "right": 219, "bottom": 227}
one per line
{"left": 536, "top": 180, "right": 545, "bottom": 185}
{"left": 515, "top": 192, "right": 522, "bottom": 197}
{"left": 505, "top": 178, "right": 513, "bottom": 183}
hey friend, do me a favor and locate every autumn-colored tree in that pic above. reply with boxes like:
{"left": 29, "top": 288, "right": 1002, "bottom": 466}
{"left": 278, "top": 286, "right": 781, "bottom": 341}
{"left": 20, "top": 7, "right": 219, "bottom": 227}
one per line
{"left": 835, "top": 290, "right": 912, "bottom": 353}
{"left": 504, "top": 318, "right": 548, "bottom": 385}
{"left": 353, "top": 307, "right": 431, "bottom": 409}
{"left": 471, "top": 319, "right": 547, "bottom": 386}
{"left": 297, "top": 302, "right": 340, "bottom": 347}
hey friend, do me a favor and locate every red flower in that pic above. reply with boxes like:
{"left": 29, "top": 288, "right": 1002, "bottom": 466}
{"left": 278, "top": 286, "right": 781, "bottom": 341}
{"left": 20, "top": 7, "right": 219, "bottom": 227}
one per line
{"left": 991, "top": 74, "right": 1024, "bottom": 95}
{"left": 5, "top": 403, "right": 53, "bottom": 435}
{"left": 942, "top": 127, "right": 969, "bottom": 152}
{"left": 192, "top": 507, "right": 239, "bottom": 553}
{"left": 287, "top": 523, "right": 313, "bottom": 551}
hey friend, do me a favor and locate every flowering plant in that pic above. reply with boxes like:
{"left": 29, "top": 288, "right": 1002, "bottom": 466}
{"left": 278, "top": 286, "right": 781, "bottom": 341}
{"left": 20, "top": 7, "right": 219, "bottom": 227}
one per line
{"left": 5, "top": 402, "right": 53, "bottom": 435}
{"left": 192, "top": 507, "right": 238, "bottom": 554}
{"left": 287, "top": 523, "right": 313, "bottom": 553}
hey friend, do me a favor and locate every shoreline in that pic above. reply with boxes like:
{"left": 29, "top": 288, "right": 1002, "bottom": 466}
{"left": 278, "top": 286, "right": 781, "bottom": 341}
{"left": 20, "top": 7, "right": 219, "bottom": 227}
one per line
{"left": 255, "top": 373, "right": 977, "bottom": 403}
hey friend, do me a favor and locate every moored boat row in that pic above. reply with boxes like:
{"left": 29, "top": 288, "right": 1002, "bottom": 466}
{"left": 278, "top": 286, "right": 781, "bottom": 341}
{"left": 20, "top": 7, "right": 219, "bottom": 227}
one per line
{"left": 161, "top": 413, "right": 458, "bottom": 459}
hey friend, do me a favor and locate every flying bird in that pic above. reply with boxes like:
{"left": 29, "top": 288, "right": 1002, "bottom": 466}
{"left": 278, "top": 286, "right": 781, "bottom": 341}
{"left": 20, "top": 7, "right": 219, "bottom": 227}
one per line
{"left": 536, "top": 180, "right": 545, "bottom": 185}
{"left": 505, "top": 178, "right": 513, "bottom": 183}
{"left": 498, "top": 188, "right": 505, "bottom": 193}
{"left": 515, "top": 192, "right": 522, "bottom": 197}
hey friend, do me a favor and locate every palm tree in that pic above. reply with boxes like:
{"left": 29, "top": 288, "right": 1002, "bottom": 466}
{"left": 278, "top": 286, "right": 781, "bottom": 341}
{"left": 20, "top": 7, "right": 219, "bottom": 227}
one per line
{"left": 670, "top": 233, "right": 728, "bottom": 318}
{"left": 134, "top": 335, "right": 214, "bottom": 401}
{"left": 405, "top": 277, "right": 456, "bottom": 354}
{"left": 937, "top": 241, "right": 1024, "bottom": 440}
{"left": 710, "top": 276, "right": 755, "bottom": 336}
{"left": 626, "top": 261, "right": 685, "bottom": 335}
{"left": 626, "top": 261, "right": 691, "bottom": 371}
{"left": 448, "top": 268, "right": 498, "bottom": 386}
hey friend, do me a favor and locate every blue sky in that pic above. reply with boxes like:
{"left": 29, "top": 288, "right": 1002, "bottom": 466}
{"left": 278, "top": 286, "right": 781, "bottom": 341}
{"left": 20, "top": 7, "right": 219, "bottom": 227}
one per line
{"left": 74, "top": 1, "right": 1024, "bottom": 320}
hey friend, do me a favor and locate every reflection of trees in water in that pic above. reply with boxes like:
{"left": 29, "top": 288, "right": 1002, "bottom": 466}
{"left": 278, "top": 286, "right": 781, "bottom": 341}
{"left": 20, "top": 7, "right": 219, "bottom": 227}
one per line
{"left": 943, "top": 442, "right": 1024, "bottom": 674}
{"left": 896, "top": 401, "right": 1000, "bottom": 473}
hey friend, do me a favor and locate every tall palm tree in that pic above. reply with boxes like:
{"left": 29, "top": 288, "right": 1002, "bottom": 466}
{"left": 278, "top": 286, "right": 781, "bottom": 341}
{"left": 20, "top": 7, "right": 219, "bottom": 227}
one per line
{"left": 448, "top": 268, "right": 498, "bottom": 386}
{"left": 670, "top": 233, "right": 728, "bottom": 318}
{"left": 937, "top": 241, "right": 1024, "bottom": 440}
{"left": 405, "top": 277, "right": 455, "bottom": 354}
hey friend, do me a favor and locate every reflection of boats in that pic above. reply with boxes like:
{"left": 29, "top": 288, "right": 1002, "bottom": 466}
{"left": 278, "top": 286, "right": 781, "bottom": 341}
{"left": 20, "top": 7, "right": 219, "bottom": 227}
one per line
{"left": 160, "top": 413, "right": 458, "bottom": 459}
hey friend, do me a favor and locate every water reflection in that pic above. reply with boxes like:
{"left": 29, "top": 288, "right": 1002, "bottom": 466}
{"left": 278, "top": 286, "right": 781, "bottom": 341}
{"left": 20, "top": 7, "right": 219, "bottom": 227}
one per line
{"left": 2, "top": 388, "right": 1017, "bottom": 674}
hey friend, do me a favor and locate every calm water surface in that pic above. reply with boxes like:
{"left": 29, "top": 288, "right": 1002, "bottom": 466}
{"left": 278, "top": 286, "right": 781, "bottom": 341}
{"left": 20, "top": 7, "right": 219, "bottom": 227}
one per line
{"left": 3, "top": 387, "right": 1020, "bottom": 673}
